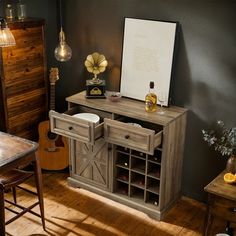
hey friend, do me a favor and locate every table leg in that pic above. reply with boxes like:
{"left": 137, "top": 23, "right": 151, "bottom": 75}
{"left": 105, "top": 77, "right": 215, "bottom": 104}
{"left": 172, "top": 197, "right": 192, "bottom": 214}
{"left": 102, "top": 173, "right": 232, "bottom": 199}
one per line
{"left": 33, "top": 153, "right": 45, "bottom": 230}
{"left": 0, "top": 187, "right": 5, "bottom": 236}
{"left": 203, "top": 194, "right": 213, "bottom": 236}
{"left": 226, "top": 221, "right": 234, "bottom": 236}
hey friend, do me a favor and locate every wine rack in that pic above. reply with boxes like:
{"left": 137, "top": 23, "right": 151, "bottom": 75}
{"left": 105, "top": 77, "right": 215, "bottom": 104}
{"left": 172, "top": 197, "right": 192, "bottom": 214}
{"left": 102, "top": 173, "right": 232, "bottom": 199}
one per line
{"left": 114, "top": 145, "right": 162, "bottom": 207}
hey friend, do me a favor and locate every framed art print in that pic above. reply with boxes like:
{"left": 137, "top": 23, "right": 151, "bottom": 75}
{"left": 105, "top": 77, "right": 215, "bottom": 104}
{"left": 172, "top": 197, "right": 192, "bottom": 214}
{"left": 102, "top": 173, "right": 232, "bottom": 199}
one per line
{"left": 120, "top": 18, "right": 178, "bottom": 106}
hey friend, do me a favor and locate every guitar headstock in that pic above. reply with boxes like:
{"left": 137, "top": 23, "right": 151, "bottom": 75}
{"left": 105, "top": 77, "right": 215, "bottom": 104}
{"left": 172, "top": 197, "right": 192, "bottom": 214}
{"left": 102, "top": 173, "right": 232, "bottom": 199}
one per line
{"left": 49, "top": 67, "right": 59, "bottom": 85}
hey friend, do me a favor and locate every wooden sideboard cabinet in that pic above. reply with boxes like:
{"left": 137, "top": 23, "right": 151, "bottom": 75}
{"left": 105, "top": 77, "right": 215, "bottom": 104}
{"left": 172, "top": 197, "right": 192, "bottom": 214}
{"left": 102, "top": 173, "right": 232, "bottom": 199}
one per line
{"left": 50, "top": 91, "right": 187, "bottom": 220}
{"left": 0, "top": 18, "right": 47, "bottom": 140}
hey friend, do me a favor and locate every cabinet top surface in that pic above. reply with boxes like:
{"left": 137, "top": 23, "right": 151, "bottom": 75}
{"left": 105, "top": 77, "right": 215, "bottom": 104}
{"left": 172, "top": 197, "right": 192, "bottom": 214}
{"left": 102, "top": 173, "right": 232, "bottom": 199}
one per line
{"left": 66, "top": 91, "right": 187, "bottom": 126}
{"left": 6, "top": 17, "right": 45, "bottom": 29}
{"left": 204, "top": 170, "right": 236, "bottom": 201}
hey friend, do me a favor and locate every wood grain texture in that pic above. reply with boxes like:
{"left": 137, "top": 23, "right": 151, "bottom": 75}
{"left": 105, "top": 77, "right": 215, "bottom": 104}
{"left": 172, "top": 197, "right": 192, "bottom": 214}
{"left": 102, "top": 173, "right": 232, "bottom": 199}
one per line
{"left": 0, "top": 18, "right": 47, "bottom": 141}
{"left": 51, "top": 91, "right": 188, "bottom": 220}
{"left": 204, "top": 170, "right": 236, "bottom": 201}
{"left": 4, "top": 173, "right": 227, "bottom": 236}
{"left": 0, "top": 131, "right": 37, "bottom": 167}
{"left": 72, "top": 138, "right": 110, "bottom": 191}
{"left": 66, "top": 91, "right": 187, "bottom": 126}
{"left": 104, "top": 118, "right": 157, "bottom": 154}
{"left": 50, "top": 109, "right": 105, "bottom": 145}
{"left": 204, "top": 171, "right": 236, "bottom": 235}
{"left": 159, "top": 113, "right": 187, "bottom": 211}
{"left": 50, "top": 110, "right": 97, "bottom": 144}
{"left": 0, "top": 131, "right": 44, "bottom": 235}
{"left": 37, "top": 68, "right": 69, "bottom": 171}
{"left": 37, "top": 120, "right": 69, "bottom": 171}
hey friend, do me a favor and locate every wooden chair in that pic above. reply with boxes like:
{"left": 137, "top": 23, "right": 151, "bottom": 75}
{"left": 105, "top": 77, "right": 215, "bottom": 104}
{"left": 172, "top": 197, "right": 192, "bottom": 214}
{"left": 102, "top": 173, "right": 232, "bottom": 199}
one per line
{"left": 0, "top": 168, "right": 45, "bottom": 230}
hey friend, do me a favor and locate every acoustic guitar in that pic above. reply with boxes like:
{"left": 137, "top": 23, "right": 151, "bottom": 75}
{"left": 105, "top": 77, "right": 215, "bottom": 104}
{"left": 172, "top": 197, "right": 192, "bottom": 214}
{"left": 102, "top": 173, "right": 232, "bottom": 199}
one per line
{"left": 37, "top": 68, "right": 69, "bottom": 171}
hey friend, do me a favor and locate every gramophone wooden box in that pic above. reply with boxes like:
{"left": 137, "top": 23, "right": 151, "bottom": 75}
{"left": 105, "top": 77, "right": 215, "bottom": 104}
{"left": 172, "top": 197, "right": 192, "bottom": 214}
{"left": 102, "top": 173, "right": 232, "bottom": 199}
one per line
{"left": 86, "top": 80, "right": 106, "bottom": 98}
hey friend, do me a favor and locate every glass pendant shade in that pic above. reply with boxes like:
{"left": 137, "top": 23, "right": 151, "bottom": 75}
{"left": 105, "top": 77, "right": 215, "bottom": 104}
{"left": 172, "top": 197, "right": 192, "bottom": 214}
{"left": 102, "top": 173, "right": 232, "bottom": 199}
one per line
{"left": 0, "top": 19, "right": 16, "bottom": 47}
{"left": 54, "top": 28, "right": 72, "bottom": 62}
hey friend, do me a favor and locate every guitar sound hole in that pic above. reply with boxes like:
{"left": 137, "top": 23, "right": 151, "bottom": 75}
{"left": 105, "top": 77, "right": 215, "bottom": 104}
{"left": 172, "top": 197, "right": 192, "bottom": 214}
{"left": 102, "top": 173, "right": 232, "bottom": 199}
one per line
{"left": 47, "top": 131, "right": 65, "bottom": 147}
{"left": 47, "top": 131, "right": 58, "bottom": 141}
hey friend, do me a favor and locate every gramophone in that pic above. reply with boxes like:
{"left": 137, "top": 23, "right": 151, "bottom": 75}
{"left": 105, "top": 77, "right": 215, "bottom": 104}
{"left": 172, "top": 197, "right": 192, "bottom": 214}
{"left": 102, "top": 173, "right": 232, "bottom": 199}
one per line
{"left": 84, "top": 52, "right": 108, "bottom": 98}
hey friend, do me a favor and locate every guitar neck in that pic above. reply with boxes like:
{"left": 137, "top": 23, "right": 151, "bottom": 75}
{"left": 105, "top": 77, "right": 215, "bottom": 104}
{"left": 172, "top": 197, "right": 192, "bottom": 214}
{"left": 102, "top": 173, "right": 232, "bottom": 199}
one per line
{"left": 50, "top": 83, "right": 56, "bottom": 111}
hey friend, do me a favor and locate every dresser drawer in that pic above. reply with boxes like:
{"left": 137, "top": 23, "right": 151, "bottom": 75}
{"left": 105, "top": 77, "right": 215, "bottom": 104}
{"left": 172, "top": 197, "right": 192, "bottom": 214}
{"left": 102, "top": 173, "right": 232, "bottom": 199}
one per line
{"left": 210, "top": 195, "right": 236, "bottom": 222}
{"left": 104, "top": 118, "right": 162, "bottom": 154}
{"left": 49, "top": 108, "right": 104, "bottom": 144}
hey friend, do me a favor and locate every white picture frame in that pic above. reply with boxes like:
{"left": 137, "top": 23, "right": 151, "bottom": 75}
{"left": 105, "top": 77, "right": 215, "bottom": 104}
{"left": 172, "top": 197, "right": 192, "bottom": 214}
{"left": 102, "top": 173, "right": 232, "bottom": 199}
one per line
{"left": 120, "top": 18, "right": 178, "bottom": 106}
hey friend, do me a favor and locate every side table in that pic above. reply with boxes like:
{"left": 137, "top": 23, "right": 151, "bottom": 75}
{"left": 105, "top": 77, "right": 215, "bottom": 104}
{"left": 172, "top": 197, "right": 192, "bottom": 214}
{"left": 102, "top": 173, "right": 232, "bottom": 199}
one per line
{"left": 204, "top": 170, "right": 236, "bottom": 235}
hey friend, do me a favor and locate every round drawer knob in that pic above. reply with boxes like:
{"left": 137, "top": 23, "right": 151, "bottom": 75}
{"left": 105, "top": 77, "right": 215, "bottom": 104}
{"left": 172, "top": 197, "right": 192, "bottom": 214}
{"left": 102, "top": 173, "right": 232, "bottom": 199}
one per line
{"left": 68, "top": 126, "right": 73, "bottom": 130}
{"left": 125, "top": 134, "right": 130, "bottom": 139}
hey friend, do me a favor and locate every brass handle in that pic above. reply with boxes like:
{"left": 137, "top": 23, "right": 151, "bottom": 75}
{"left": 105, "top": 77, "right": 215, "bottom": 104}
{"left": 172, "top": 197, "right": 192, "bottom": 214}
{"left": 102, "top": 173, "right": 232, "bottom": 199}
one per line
{"left": 125, "top": 134, "right": 130, "bottom": 139}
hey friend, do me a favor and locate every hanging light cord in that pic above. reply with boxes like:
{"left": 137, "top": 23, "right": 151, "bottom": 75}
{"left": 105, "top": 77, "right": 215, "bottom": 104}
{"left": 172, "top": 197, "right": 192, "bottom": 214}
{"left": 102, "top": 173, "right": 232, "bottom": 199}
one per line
{"left": 54, "top": 0, "right": 72, "bottom": 61}
{"left": 59, "top": 0, "right": 62, "bottom": 30}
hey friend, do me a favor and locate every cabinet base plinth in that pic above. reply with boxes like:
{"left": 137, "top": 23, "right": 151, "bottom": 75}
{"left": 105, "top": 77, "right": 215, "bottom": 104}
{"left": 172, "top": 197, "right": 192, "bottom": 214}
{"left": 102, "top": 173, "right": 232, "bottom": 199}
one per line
{"left": 67, "top": 176, "right": 177, "bottom": 221}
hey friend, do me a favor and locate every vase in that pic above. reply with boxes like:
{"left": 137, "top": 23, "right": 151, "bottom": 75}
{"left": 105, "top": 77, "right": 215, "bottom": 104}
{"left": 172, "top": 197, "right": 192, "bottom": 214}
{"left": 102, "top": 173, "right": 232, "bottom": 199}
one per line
{"left": 226, "top": 155, "right": 236, "bottom": 174}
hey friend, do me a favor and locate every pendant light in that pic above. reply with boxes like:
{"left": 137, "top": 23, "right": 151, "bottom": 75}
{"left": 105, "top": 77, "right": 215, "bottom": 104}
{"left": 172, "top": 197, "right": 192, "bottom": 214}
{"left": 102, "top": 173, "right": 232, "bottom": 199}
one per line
{"left": 0, "top": 18, "right": 16, "bottom": 47}
{"left": 54, "top": 0, "right": 72, "bottom": 62}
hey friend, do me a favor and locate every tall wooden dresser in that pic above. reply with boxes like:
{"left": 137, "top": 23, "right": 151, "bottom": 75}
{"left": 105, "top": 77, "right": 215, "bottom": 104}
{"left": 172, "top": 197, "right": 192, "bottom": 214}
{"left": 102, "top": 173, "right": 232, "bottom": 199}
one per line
{"left": 0, "top": 18, "right": 47, "bottom": 141}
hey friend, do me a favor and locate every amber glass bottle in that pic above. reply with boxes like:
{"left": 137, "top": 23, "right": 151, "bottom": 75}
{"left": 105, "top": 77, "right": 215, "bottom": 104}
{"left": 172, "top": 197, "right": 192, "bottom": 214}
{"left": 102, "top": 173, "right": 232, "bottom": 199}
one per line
{"left": 145, "top": 81, "right": 157, "bottom": 112}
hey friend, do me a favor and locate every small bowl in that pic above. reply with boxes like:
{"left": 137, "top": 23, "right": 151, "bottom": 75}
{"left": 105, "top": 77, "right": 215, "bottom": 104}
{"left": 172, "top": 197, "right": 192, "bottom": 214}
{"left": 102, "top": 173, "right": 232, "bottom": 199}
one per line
{"left": 105, "top": 91, "right": 122, "bottom": 102}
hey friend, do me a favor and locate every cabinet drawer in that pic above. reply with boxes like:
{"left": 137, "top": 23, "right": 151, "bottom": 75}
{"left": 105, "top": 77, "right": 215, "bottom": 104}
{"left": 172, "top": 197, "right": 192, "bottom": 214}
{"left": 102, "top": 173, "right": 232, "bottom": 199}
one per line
{"left": 210, "top": 195, "right": 236, "bottom": 222}
{"left": 49, "top": 108, "right": 103, "bottom": 144}
{"left": 104, "top": 118, "right": 162, "bottom": 154}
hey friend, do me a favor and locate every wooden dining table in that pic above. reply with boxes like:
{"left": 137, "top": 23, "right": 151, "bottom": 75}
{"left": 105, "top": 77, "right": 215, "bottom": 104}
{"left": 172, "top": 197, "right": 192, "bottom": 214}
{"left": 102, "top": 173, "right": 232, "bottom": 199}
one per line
{"left": 0, "top": 131, "right": 44, "bottom": 235}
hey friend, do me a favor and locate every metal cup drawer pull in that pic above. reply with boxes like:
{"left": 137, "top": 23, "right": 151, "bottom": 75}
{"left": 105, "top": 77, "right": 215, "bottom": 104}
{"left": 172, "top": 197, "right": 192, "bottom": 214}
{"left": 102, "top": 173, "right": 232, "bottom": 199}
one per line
{"left": 229, "top": 207, "right": 236, "bottom": 212}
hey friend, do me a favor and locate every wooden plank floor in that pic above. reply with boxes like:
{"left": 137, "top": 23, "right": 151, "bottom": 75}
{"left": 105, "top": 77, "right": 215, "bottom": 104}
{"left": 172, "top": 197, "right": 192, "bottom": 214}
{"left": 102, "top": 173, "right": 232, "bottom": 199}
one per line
{"left": 5, "top": 173, "right": 227, "bottom": 236}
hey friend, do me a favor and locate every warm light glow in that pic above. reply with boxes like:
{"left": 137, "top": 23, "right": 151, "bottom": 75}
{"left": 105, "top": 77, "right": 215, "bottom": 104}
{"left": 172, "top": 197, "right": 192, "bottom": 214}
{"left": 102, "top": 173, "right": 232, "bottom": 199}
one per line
{"left": 0, "top": 19, "right": 16, "bottom": 47}
{"left": 54, "top": 28, "right": 72, "bottom": 62}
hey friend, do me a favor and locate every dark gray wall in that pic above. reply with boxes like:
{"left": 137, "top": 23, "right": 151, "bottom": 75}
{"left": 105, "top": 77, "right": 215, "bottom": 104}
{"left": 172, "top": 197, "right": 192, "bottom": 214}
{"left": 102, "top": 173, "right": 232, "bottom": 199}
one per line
{"left": 1, "top": 0, "right": 236, "bottom": 201}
